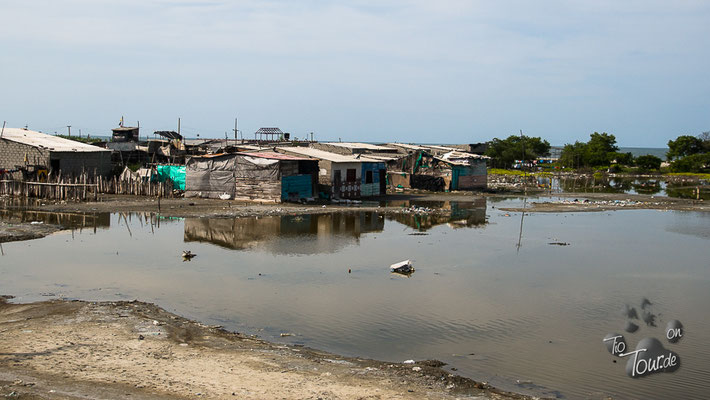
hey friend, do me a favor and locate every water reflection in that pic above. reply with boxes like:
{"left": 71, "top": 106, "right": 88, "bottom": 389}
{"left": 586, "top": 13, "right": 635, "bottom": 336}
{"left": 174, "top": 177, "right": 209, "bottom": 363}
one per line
{"left": 184, "top": 212, "right": 385, "bottom": 254}
{"left": 385, "top": 199, "right": 487, "bottom": 231}
{"left": 554, "top": 176, "right": 710, "bottom": 200}
{"left": 0, "top": 209, "right": 111, "bottom": 230}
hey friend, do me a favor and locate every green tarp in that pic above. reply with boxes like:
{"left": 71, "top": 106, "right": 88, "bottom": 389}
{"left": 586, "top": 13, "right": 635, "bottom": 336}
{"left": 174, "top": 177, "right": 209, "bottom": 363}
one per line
{"left": 155, "top": 165, "right": 186, "bottom": 190}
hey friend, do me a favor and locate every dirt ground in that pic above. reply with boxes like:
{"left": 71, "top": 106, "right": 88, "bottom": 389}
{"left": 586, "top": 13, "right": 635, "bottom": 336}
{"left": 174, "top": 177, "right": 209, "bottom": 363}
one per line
{"left": 0, "top": 297, "right": 529, "bottom": 400}
{"left": 0, "top": 221, "right": 62, "bottom": 244}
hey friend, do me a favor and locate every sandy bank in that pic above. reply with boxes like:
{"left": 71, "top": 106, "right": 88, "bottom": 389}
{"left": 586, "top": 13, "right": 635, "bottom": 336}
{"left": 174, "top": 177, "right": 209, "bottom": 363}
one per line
{"left": 0, "top": 221, "right": 63, "bottom": 244}
{"left": 0, "top": 297, "right": 530, "bottom": 400}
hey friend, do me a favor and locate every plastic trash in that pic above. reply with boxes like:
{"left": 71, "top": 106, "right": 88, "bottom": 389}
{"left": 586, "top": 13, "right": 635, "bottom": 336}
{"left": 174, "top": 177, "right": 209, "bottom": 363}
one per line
{"left": 390, "top": 260, "right": 414, "bottom": 274}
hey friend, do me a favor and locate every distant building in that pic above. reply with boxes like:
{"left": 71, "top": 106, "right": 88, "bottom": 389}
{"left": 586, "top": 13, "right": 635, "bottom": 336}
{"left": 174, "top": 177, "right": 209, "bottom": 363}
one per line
{"left": 111, "top": 126, "right": 140, "bottom": 142}
{"left": 0, "top": 128, "right": 112, "bottom": 178}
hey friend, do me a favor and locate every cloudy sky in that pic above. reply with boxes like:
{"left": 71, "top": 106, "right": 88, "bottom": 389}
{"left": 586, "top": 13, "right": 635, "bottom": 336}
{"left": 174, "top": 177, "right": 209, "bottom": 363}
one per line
{"left": 1, "top": 0, "right": 708, "bottom": 146}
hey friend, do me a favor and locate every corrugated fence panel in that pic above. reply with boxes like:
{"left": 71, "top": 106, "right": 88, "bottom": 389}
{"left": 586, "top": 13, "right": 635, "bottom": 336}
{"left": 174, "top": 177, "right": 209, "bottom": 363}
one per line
{"left": 281, "top": 174, "right": 312, "bottom": 201}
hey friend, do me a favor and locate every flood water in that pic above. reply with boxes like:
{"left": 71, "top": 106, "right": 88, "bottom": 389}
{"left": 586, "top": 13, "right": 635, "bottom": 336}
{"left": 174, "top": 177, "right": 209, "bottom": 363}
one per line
{"left": 1, "top": 199, "right": 709, "bottom": 399}
{"left": 535, "top": 176, "right": 710, "bottom": 200}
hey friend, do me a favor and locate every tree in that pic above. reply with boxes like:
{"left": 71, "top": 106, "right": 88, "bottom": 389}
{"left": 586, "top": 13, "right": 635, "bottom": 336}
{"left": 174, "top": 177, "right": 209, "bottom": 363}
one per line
{"left": 485, "top": 135, "right": 551, "bottom": 168}
{"left": 559, "top": 132, "right": 618, "bottom": 168}
{"left": 609, "top": 152, "right": 634, "bottom": 166}
{"left": 559, "top": 141, "right": 586, "bottom": 168}
{"left": 585, "top": 132, "right": 619, "bottom": 167}
{"left": 667, "top": 135, "right": 703, "bottom": 160}
{"left": 700, "top": 131, "right": 710, "bottom": 153}
{"left": 635, "top": 155, "right": 662, "bottom": 171}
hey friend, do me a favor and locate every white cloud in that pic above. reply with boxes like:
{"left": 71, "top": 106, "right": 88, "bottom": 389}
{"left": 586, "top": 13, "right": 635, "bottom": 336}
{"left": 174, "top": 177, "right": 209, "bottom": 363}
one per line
{"left": 1, "top": 0, "right": 708, "bottom": 145}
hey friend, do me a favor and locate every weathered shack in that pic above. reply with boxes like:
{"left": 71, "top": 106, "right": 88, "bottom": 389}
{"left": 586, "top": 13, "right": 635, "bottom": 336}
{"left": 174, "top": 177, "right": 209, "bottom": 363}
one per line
{"left": 275, "top": 147, "right": 386, "bottom": 199}
{"left": 386, "top": 143, "right": 488, "bottom": 191}
{"left": 185, "top": 152, "right": 318, "bottom": 203}
{"left": 436, "top": 151, "right": 488, "bottom": 190}
{"left": 0, "top": 128, "right": 112, "bottom": 178}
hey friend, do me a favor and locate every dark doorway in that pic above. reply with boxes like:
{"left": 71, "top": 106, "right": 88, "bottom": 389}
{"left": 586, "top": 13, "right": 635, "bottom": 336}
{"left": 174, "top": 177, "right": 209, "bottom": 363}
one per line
{"left": 379, "top": 169, "right": 386, "bottom": 194}
{"left": 50, "top": 159, "right": 60, "bottom": 174}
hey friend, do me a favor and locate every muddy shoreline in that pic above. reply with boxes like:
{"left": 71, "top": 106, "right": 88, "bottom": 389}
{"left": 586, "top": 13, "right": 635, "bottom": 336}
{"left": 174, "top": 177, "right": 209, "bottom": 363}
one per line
{"left": 0, "top": 297, "right": 530, "bottom": 399}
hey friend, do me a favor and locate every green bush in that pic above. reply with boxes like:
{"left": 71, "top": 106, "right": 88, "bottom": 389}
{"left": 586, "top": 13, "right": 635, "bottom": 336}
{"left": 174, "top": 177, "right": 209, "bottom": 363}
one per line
{"left": 635, "top": 155, "right": 662, "bottom": 172}
{"left": 670, "top": 153, "right": 710, "bottom": 173}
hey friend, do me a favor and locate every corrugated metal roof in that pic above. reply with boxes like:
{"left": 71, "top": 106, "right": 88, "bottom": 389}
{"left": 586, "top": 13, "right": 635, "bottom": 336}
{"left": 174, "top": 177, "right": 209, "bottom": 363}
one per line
{"left": 320, "top": 142, "right": 397, "bottom": 151}
{"left": 240, "top": 151, "right": 311, "bottom": 161}
{"left": 388, "top": 143, "right": 460, "bottom": 152}
{"left": 435, "top": 150, "right": 489, "bottom": 165}
{"left": 1, "top": 128, "right": 111, "bottom": 152}
{"left": 276, "top": 147, "right": 381, "bottom": 163}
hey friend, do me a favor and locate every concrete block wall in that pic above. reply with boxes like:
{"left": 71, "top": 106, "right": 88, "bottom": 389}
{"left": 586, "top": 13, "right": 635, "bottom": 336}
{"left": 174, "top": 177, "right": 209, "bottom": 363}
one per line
{"left": 0, "top": 139, "right": 49, "bottom": 178}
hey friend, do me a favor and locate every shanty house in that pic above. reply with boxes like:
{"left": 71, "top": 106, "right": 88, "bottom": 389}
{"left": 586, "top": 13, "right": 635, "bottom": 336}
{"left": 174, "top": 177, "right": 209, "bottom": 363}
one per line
{"left": 276, "top": 147, "right": 386, "bottom": 199}
{"left": 0, "top": 128, "right": 112, "bottom": 178}
{"left": 386, "top": 143, "right": 488, "bottom": 191}
{"left": 185, "top": 151, "right": 318, "bottom": 203}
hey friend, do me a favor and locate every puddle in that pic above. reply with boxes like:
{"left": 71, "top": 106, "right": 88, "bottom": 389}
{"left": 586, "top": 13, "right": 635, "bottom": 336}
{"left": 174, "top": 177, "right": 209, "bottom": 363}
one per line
{"left": 1, "top": 200, "right": 709, "bottom": 399}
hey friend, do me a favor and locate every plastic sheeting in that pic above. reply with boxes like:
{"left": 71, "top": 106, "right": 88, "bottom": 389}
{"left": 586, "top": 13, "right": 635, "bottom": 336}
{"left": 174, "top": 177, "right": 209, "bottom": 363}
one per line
{"left": 156, "top": 165, "right": 186, "bottom": 190}
{"left": 185, "top": 154, "right": 237, "bottom": 198}
{"left": 234, "top": 156, "right": 279, "bottom": 179}
{"left": 185, "top": 154, "right": 281, "bottom": 199}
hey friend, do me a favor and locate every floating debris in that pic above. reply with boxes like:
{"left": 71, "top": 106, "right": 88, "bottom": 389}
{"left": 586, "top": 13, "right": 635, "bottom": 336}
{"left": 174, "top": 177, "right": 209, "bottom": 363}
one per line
{"left": 390, "top": 260, "right": 414, "bottom": 275}
{"left": 182, "top": 250, "right": 196, "bottom": 260}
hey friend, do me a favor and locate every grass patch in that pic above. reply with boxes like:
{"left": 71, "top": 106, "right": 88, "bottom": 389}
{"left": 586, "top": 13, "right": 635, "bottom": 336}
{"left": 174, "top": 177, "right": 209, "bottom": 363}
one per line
{"left": 55, "top": 134, "right": 104, "bottom": 144}
{"left": 665, "top": 172, "right": 710, "bottom": 180}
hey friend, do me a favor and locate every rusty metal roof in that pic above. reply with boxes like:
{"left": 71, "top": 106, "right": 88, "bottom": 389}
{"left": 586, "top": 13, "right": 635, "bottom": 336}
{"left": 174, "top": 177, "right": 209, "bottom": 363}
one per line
{"left": 240, "top": 151, "right": 312, "bottom": 161}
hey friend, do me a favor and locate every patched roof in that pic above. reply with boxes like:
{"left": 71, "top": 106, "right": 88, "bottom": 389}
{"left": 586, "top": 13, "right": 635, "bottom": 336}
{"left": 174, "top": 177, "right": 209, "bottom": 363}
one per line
{"left": 276, "top": 147, "right": 382, "bottom": 163}
{"left": 0, "top": 128, "right": 111, "bottom": 152}
{"left": 320, "top": 142, "right": 397, "bottom": 151}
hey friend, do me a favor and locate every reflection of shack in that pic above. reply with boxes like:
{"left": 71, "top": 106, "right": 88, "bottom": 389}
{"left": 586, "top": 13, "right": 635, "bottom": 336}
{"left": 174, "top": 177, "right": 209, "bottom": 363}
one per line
{"left": 276, "top": 147, "right": 386, "bottom": 199}
{"left": 184, "top": 212, "right": 384, "bottom": 254}
{"left": 387, "top": 198, "right": 487, "bottom": 231}
{"left": 386, "top": 143, "right": 488, "bottom": 191}
{"left": 0, "top": 209, "right": 111, "bottom": 231}
{"left": 185, "top": 152, "right": 318, "bottom": 202}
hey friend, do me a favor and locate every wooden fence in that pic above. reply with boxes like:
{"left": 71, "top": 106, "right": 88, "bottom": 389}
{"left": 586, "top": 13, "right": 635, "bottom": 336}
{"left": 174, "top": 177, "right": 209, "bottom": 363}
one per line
{"left": 0, "top": 174, "right": 176, "bottom": 201}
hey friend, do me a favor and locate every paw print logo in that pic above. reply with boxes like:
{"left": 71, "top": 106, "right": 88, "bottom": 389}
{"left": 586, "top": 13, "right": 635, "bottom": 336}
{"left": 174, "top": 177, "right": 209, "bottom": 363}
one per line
{"left": 603, "top": 298, "right": 683, "bottom": 378}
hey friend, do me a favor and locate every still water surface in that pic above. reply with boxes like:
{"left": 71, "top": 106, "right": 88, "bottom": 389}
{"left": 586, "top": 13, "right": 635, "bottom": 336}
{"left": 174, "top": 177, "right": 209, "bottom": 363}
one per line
{"left": 1, "top": 199, "right": 709, "bottom": 399}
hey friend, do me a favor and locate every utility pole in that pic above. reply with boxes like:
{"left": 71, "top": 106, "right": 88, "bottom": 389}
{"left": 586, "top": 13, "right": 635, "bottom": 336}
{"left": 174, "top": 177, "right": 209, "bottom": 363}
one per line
{"left": 67, "top": 125, "right": 72, "bottom": 137}
{"left": 233, "top": 118, "right": 238, "bottom": 141}
{"left": 79, "top": 129, "right": 82, "bottom": 138}
{"left": 1, "top": 121, "right": 6, "bottom": 138}
{"left": 177, "top": 118, "right": 181, "bottom": 136}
